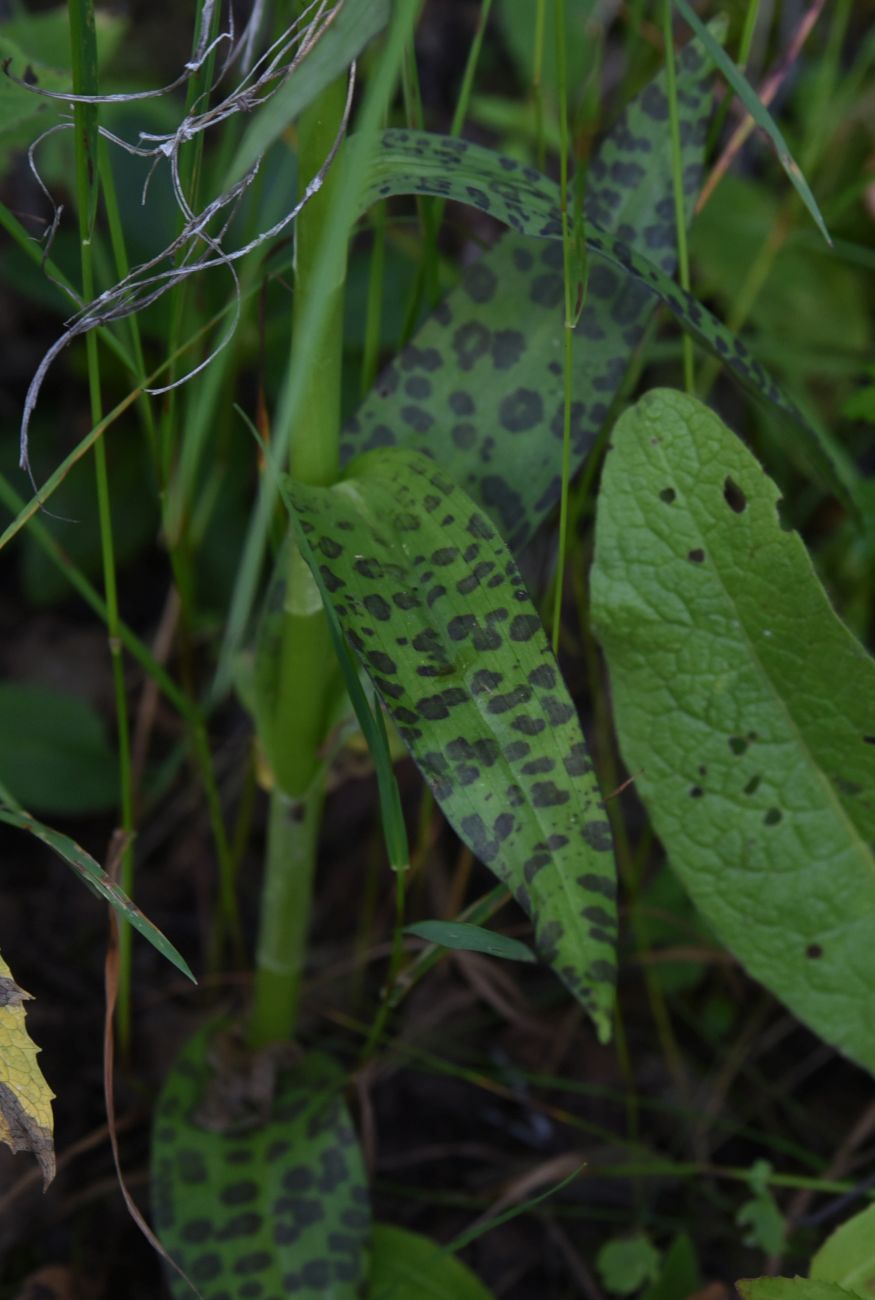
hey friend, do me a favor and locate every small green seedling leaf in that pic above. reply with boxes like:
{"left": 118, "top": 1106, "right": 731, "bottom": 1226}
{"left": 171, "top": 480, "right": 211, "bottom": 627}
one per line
{"left": 673, "top": 0, "right": 831, "bottom": 246}
{"left": 0, "top": 948, "right": 54, "bottom": 1187}
{"left": 152, "top": 1024, "right": 370, "bottom": 1299}
{"left": 342, "top": 30, "right": 717, "bottom": 553}
{"left": 405, "top": 920, "right": 536, "bottom": 964}
{"left": 367, "top": 1224, "right": 494, "bottom": 1300}
{"left": 737, "top": 1161, "right": 785, "bottom": 1255}
{"left": 810, "top": 1202, "right": 875, "bottom": 1297}
{"left": 591, "top": 390, "right": 875, "bottom": 1074}
{"left": 0, "top": 683, "right": 119, "bottom": 815}
{"left": 642, "top": 1233, "right": 700, "bottom": 1300}
{"left": 226, "top": 0, "right": 389, "bottom": 187}
{"left": 0, "top": 799, "right": 194, "bottom": 982}
{"left": 287, "top": 447, "right": 617, "bottom": 1039}
{"left": 596, "top": 1233, "right": 661, "bottom": 1296}
{"left": 738, "top": 1281, "right": 857, "bottom": 1299}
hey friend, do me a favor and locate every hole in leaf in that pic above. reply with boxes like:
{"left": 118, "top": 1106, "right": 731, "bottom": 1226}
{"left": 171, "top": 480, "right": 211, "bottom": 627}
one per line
{"left": 659, "top": 487, "right": 676, "bottom": 504}
{"left": 864, "top": 736, "right": 875, "bottom": 745}
{"left": 743, "top": 774, "right": 761, "bottom": 795}
{"left": 687, "top": 548, "right": 705, "bottom": 563}
{"left": 689, "top": 786, "right": 704, "bottom": 798}
{"left": 723, "top": 476, "right": 747, "bottom": 513}
{"left": 764, "top": 808, "right": 783, "bottom": 826}
{"left": 728, "top": 736, "right": 748, "bottom": 756}
{"left": 806, "top": 944, "right": 823, "bottom": 960}
{"left": 775, "top": 497, "right": 793, "bottom": 531}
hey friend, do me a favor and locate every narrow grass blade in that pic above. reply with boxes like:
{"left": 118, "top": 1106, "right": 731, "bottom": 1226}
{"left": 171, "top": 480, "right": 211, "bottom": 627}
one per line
{"left": 590, "top": 390, "right": 875, "bottom": 1075}
{"left": 226, "top": 0, "right": 390, "bottom": 188}
{"left": 287, "top": 447, "right": 618, "bottom": 1040}
{"left": 0, "top": 800, "right": 194, "bottom": 983}
{"left": 405, "top": 921, "right": 536, "bottom": 964}
{"left": 674, "top": 0, "right": 831, "bottom": 245}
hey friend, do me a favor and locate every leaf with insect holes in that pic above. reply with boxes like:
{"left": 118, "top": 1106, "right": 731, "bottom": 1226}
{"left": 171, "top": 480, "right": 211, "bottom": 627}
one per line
{"left": 152, "top": 1022, "right": 370, "bottom": 1300}
{"left": 0, "top": 801, "right": 194, "bottom": 983}
{"left": 287, "top": 447, "right": 617, "bottom": 1040}
{"left": 0, "top": 949, "right": 54, "bottom": 1187}
{"left": 343, "top": 28, "right": 721, "bottom": 554}
{"left": 810, "top": 1202, "right": 875, "bottom": 1298}
{"left": 590, "top": 389, "right": 875, "bottom": 1075}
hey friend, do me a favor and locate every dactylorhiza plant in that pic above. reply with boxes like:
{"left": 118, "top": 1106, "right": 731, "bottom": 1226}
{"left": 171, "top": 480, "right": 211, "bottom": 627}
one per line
{"left": 2, "top": 2, "right": 874, "bottom": 1297}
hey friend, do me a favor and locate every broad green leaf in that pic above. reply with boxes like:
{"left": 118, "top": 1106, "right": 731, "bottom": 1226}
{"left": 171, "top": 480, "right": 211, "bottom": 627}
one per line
{"left": 405, "top": 920, "right": 536, "bottom": 964}
{"left": 0, "top": 683, "right": 119, "bottom": 815}
{"left": 738, "top": 1281, "right": 856, "bottom": 1299}
{"left": 674, "top": 0, "right": 831, "bottom": 245}
{"left": 0, "top": 9, "right": 125, "bottom": 167}
{"left": 0, "top": 800, "right": 194, "bottom": 982}
{"left": 352, "top": 128, "right": 832, "bottom": 500}
{"left": 367, "top": 1224, "right": 494, "bottom": 1300}
{"left": 342, "top": 32, "right": 718, "bottom": 552}
{"left": 811, "top": 1203, "right": 875, "bottom": 1297}
{"left": 152, "top": 1024, "right": 370, "bottom": 1299}
{"left": 287, "top": 448, "right": 617, "bottom": 1039}
{"left": 596, "top": 1233, "right": 661, "bottom": 1296}
{"left": 226, "top": 0, "right": 390, "bottom": 187}
{"left": 590, "top": 390, "right": 875, "bottom": 1074}
{"left": 0, "top": 949, "right": 54, "bottom": 1187}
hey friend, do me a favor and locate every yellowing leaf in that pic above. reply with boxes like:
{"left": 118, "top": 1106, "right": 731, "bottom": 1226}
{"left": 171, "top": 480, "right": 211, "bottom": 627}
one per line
{"left": 0, "top": 949, "right": 55, "bottom": 1186}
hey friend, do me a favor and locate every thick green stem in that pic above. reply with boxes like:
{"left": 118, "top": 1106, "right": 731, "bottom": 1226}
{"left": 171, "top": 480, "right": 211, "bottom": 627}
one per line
{"left": 249, "top": 785, "right": 325, "bottom": 1049}
{"left": 249, "top": 68, "right": 349, "bottom": 1048}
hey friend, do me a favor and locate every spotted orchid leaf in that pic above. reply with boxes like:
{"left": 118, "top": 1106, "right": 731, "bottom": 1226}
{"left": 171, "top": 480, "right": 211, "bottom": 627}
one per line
{"left": 344, "top": 27, "right": 847, "bottom": 546}
{"left": 152, "top": 1023, "right": 370, "bottom": 1299}
{"left": 343, "top": 34, "right": 719, "bottom": 553}
{"left": 349, "top": 127, "right": 841, "bottom": 509}
{"left": 0, "top": 800, "right": 194, "bottom": 983}
{"left": 287, "top": 448, "right": 617, "bottom": 1040}
{"left": 590, "top": 389, "right": 875, "bottom": 1075}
